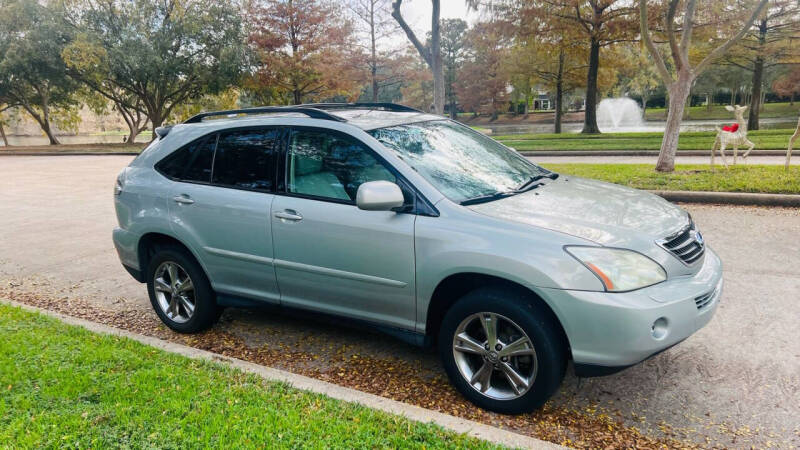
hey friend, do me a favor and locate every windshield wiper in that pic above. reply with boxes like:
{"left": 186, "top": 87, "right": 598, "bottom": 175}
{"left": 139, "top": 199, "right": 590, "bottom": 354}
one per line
{"left": 461, "top": 172, "right": 560, "bottom": 206}
{"left": 515, "top": 172, "right": 559, "bottom": 192}
{"left": 460, "top": 191, "right": 516, "bottom": 206}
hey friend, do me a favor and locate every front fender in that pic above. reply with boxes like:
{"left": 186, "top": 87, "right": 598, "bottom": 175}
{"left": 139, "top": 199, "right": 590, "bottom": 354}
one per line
{"left": 414, "top": 213, "right": 604, "bottom": 331}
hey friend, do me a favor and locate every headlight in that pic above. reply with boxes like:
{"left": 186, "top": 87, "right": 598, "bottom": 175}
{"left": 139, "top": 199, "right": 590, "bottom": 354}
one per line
{"left": 565, "top": 246, "right": 666, "bottom": 292}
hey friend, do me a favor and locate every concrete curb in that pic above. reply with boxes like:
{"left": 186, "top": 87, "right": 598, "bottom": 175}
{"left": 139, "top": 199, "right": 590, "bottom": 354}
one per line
{"left": 0, "top": 152, "right": 139, "bottom": 156}
{"left": 520, "top": 150, "right": 788, "bottom": 157}
{"left": 1, "top": 299, "right": 563, "bottom": 450}
{"left": 649, "top": 190, "right": 800, "bottom": 207}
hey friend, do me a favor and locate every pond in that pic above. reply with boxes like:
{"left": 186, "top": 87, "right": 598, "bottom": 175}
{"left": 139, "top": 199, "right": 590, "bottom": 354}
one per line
{"left": 483, "top": 118, "right": 797, "bottom": 135}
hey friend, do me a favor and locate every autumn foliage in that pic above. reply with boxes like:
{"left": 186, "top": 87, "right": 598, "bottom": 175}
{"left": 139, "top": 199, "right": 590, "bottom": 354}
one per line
{"left": 247, "top": 0, "right": 363, "bottom": 104}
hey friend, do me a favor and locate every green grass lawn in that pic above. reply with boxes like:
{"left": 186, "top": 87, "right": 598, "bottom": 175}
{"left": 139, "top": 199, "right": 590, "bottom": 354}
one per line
{"left": 644, "top": 102, "right": 800, "bottom": 121}
{"left": 0, "top": 142, "right": 145, "bottom": 153}
{"left": 540, "top": 163, "right": 800, "bottom": 194}
{"left": 0, "top": 304, "right": 499, "bottom": 449}
{"left": 495, "top": 129, "right": 794, "bottom": 151}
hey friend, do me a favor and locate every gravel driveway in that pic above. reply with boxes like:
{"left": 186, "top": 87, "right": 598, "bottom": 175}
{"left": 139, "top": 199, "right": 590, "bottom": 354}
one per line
{"left": 1, "top": 155, "right": 798, "bottom": 448}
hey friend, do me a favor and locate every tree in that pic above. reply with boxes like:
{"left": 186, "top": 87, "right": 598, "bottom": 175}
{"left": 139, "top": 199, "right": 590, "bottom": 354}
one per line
{"left": 473, "top": 0, "right": 637, "bottom": 133}
{"left": 0, "top": 0, "right": 78, "bottom": 145}
{"left": 724, "top": 0, "right": 800, "bottom": 129}
{"left": 639, "top": 0, "right": 769, "bottom": 172}
{"left": 456, "top": 23, "right": 510, "bottom": 120}
{"left": 61, "top": 35, "right": 148, "bottom": 143}
{"left": 620, "top": 43, "right": 661, "bottom": 117}
{"left": 542, "top": 0, "right": 638, "bottom": 134}
{"left": 65, "top": 0, "right": 247, "bottom": 137}
{"left": 435, "top": 19, "right": 468, "bottom": 119}
{"left": 773, "top": 66, "right": 800, "bottom": 104}
{"left": 249, "top": 0, "right": 360, "bottom": 105}
{"left": 348, "top": 0, "right": 398, "bottom": 102}
{"left": 392, "top": 0, "right": 445, "bottom": 114}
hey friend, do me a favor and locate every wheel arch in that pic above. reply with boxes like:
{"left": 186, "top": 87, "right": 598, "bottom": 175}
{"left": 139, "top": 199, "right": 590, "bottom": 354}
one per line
{"left": 424, "top": 272, "right": 570, "bottom": 356}
{"left": 137, "top": 232, "right": 209, "bottom": 283}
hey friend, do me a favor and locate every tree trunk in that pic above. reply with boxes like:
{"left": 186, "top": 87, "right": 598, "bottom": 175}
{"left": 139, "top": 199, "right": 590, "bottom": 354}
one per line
{"left": 22, "top": 95, "right": 60, "bottom": 145}
{"left": 40, "top": 119, "right": 59, "bottom": 145}
{"left": 656, "top": 81, "right": 691, "bottom": 172}
{"left": 748, "top": 55, "right": 764, "bottom": 131}
{"left": 0, "top": 121, "right": 7, "bottom": 146}
{"left": 370, "top": 0, "right": 379, "bottom": 103}
{"left": 148, "top": 109, "right": 165, "bottom": 140}
{"left": 26, "top": 109, "right": 59, "bottom": 145}
{"left": 554, "top": 50, "right": 564, "bottom": 134}
{"left": 641, "top": 94, "right": 648, "bottom": 118}
{"left": 430, "top": 0, "right": 444, "bottom": 115}
{"left": 706, "top": 93, "right": 712, "bottom": 111}
{"left": 581, "top": 37, "right": 601, "bottom": 134}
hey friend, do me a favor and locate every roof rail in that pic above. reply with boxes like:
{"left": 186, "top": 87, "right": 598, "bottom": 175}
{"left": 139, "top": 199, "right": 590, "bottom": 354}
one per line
{"left": 301, "top": 103, "right": 423, "bottom": 113}
{"left": 183, "top": 106, "right": 347, "bottom": 124}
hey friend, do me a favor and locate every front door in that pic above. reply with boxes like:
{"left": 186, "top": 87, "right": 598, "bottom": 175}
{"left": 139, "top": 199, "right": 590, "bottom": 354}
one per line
{"left": 165, "top": 128, "right": 281, "bottom": 303}
{"left": 271, "top": 128, "right": 416, "bottom": 330}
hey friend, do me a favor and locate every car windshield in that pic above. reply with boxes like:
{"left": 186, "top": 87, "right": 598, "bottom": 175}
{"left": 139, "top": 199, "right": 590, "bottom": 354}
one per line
{"left": 368, "top": 120, "right": 553, "bottom": 204}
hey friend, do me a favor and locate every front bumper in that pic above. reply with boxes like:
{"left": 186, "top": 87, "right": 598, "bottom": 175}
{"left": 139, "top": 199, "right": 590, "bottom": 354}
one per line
{"left": 540, "top": 248, "right": 723, "bottom": 374}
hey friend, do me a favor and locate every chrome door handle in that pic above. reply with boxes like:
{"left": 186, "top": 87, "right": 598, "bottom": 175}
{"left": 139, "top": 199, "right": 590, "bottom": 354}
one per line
{"left": 172, "top": 195, "right": 195, "bottom": 205}
{"left": 274, "top": 210, "right": 303, "bottom": 221}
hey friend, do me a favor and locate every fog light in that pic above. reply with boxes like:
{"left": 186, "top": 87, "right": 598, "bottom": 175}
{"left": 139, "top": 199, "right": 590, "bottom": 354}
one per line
{"left": 651, "top": 317, "right": 669, "bottom": 340}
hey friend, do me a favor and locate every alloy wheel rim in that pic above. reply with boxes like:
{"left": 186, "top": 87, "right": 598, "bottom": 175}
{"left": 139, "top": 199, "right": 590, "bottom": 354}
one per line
{"left": 452, "top": 312, "right": 537, "bottom": 400}
{"left": 153, "top": 261, "right": 196, "bottom": 324}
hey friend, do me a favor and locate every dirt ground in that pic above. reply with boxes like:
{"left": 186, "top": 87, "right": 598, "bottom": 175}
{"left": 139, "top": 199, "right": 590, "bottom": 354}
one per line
{"left": 1, "top": 155, "right": 798, "bottom": 448}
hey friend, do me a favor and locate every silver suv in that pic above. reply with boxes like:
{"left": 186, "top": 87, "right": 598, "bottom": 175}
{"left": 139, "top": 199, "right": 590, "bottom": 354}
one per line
{"left": 113, "top": 103, "right": 722, "bottom": 414}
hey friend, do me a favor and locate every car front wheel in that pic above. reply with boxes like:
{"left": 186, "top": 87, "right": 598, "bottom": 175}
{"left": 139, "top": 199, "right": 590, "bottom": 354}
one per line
{"left": 438, "top": 287, "right": 566, "bottom": 414}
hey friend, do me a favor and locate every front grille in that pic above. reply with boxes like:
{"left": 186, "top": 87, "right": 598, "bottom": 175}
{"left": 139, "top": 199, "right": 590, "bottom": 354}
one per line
{"left": 694, "top": 289, "right": 715, "bottom": 309}
{"left": 659, "top": 220, "right": 705, "bottom": 265}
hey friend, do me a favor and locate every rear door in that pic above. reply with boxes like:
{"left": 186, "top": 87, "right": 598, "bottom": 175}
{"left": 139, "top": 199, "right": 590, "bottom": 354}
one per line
{"left": 162, "top": 128, "right": 281, "bottom": 303}
{"left": 270, "top": 127, "right": 417, "bottom": 330}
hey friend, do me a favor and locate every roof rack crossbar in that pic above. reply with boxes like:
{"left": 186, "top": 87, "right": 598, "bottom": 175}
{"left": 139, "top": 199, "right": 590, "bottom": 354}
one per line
{"left": 183, "top": 106, "right": 347, "bottom": 124}
{"left": 301, "top": 103, "right": 422, "bottom": 113}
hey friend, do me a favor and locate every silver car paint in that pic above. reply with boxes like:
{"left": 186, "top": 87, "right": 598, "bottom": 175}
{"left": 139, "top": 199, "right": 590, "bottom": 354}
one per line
{"left": 114, "top": 113, "right": 722, "bottom": 369}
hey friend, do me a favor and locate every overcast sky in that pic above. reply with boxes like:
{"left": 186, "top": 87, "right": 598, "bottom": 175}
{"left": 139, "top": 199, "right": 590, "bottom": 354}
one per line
{"left": 400, "top": 0, "right": 477, "bottom": 34}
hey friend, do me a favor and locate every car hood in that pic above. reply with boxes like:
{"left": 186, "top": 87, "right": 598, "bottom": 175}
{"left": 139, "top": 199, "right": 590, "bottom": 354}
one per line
{"left": 467, "top": 176, "right": 689, "bottom": 246}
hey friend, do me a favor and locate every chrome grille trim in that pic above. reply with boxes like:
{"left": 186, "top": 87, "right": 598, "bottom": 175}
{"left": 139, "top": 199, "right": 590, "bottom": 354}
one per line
{"left": 657, "top": 219, "right": 705, "bottom": 266}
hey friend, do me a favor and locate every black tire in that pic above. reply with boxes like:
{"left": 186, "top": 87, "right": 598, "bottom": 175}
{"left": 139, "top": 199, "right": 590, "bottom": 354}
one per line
{"left": 437, "top": 286, "right": 567, "bottom": 414}
{"left": 146, "top": 245, "right": 220, "bottom": 333}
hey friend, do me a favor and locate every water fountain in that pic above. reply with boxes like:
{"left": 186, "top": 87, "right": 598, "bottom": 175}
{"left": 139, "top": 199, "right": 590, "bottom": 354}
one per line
{"left": 596, "top": 97, "right": 646, "bottom": 131}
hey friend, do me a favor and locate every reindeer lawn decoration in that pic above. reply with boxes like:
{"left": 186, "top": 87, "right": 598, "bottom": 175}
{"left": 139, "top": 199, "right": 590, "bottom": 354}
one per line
{"left": 710, "top": 105, "right": 755, "bottom": 168}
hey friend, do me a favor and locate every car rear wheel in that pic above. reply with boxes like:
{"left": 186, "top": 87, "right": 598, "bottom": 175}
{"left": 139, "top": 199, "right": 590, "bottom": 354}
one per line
{"left": 438, "top": 287, "right": 566, "bottom": 414}
{"left": 146, "top": 245, "right": 219, "bottom": 333}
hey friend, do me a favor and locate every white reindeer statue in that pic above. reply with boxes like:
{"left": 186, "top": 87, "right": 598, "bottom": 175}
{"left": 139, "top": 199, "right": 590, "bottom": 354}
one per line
{"left": 786, "top": 116, "right": 799, "bottom": 169}
{"left": 710, "top": 105, "right": 755, "bottom": 168}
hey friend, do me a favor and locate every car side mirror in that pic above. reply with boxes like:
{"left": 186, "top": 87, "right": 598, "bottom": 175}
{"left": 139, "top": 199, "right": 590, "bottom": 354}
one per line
{"left": 356, "top": 181, "right": 405, "bottom": 211}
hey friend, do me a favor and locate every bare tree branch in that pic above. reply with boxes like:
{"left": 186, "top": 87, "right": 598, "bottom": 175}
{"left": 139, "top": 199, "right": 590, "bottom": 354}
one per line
{"left": 695, "top": 0, "right": 770, "bottom": 76}
{"left": 639, "top": 0, "right": 673, "bottom": 85}
{"left": 390, "top": 0, "right": 432, "bottom": 67}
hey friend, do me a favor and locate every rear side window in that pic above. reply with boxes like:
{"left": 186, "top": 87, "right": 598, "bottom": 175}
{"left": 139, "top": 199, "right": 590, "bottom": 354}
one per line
{"left": 157, "top": 136, "right": 216, "bottom": 182}
{"left": 211, "top": 129, "right": 280, "bottom": 192}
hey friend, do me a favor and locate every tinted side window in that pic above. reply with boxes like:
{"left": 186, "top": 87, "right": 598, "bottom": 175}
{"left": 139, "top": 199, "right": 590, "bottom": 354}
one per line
{"left": 157, "top": 136, "right": 215, "bottom": 182}
{"left": 287, "top": 129, "right": 395, "bottom": 202}
{"left": 212, "top": 129, "right": 280, "bottom": 192}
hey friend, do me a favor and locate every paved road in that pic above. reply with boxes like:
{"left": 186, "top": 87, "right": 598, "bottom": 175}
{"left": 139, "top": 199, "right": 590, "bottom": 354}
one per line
{"left": 527, "top": 154, "right": 798, "bottom": 165}
{"left": 1, "top": 155, "right": 798, "bottom": 447}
